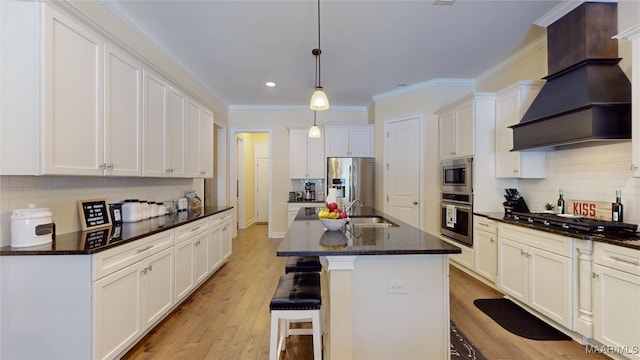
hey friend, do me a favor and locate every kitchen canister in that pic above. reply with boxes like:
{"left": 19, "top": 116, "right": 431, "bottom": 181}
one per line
{"left": 11, "top": 204, "right": 54, "bottom": 247}
{"left": 122, "top": 199, "right": 141, "bottom": 222}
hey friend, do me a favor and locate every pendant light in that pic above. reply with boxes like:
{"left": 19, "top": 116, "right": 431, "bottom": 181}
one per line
{"left": 308, "top": 111, "right": 322, "bottom": 138}
{"left": 309, "top": 0, "right": 329, "bottom": 111}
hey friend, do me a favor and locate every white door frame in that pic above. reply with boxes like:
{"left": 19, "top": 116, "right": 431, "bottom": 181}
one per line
{"left": 383, "top": 114, "right": 425, "bottom": 231}
{"left": 229, "top": 127, "right": 273, "bottom": 237}
{"left": 254, "top": 143, "right": 269, "bottom": 223}
{"left": 236, "top": 135, "right": 246, "bottom": 229}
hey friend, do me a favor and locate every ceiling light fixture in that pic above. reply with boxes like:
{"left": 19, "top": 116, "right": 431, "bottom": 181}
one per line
{"left": 308, "top": 111, "right": 321, "bottom": 138}
{"left": 309, "top": 0, "right": 329, "bottom": 111}
{"left": 265, "top": 81, "right": 276, "bottom": 87}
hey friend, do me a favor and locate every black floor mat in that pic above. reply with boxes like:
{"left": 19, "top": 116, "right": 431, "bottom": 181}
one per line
{"left": 451, "top": 320, "right": 487, "bottom": 360}
{"left": 474, "top": 298, "right": 571, "bottom": 341}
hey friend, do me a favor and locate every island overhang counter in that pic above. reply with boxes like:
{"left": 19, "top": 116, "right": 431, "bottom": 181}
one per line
{"left": 277, "top": 207, "right": 461, "bottom": 360}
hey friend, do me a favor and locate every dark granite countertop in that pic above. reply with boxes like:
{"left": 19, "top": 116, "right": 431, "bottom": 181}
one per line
{"left": 287, "top": 200, "right": 325, "bottom": 204}
{"left": 0, "top": 206, "right": 233, "bottom": 256}
{"left": 277, "top": 206, "right": 461, "bottom": 256}
{"left": 475, "top": 212, "right": 640, "bottom": 251}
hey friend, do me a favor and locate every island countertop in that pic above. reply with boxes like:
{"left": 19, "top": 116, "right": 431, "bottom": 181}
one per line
{"left": 277, "top": 206, "right": 461, "bottom": 256}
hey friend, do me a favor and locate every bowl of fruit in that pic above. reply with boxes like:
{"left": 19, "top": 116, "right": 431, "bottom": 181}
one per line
{"left": 318, "top": 202, "right": 348, "bottom": 231}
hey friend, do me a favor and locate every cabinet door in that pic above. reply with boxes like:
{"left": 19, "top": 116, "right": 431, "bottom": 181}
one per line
{"left": 43, "top": 6, "right": 104, "bottom": 175}
{"left": 498, "top": 238, "right": 528, "bottom": 303}
{"left": 221, "top": 219, "right": 233, "bottom": 260}
{"left": 325, "top": 127, "right": 350, "bottom": 157}
{"left": 200, "top": 108, "right": 215, "bottom": 178}
{"left": 104, "top": 45, "right": 142, "bottom": 176}
{"left": 174, "top": 238, "right": 195, "bottom": 302}
{"left": 528, "top": 246, "right": 573, "bottom": 328}
{"left": 455, "top": 99, "right": 474, "bottom": 157}
{"left": 209, "top": 223, "right": 223, "bottom": 272}
{"left": 93, "top": 262, "right": 142, "bottom": 360}
{"left": 193, "top": 230, "right": 210, "bottom": 285}
{"left": 142, "top": 70, "right": 168, "bottom": 177}
{"left": 474, "top": 230, "right": 497, "bottom": 283}
{"left": 185, "top": 99, "right": 202, "bottom": 177}
{"left": 438, "top": 110, "right": 456, "bottom": 159}
{"left": 167, "top": 87, "right": 186, "bottom": 176}
{"left": 142, "top": 247, "right": 174, "bottom": 330}
{"left": 290, "top": 129, "right": 309, "bottom": 178}
{"left": 495, "top": 88, "right": 521, "bottom": 178}
{"left": 347, "top": 127, "right": 374, "bottom": 157}
{"left": 593, "top": 264, "right": 640, "bottom": 357}
{"left": 307, "top": 135, "right": 325, "bottom": 179}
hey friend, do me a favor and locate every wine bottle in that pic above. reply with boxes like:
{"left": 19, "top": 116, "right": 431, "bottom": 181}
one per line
{"left": 612, "top": 190, "right": 623, "bottom": 222}
{"left": 557, "top": 188, "right": 565, "bottom": 214}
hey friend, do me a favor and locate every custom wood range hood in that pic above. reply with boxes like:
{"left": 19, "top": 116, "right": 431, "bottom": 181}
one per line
{"left": 510, "top": 2, "right": 631, "bottom": 151}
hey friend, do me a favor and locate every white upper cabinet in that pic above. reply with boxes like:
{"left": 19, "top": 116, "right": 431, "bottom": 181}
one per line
{"left": 185, "top": 99, "right": 214, "bottom": 178}
{"left": 166, "top": 87, "right": 186, "bottom": 177}
{"left": 104, "top": 44, "right": 142, "bottom": 177}
{"left": 437, "top": 94, "right": 478, "bottom": 160}
{"left": 324, "top": 125, "right": 374, "bottom": 157}
{"left": 143, "top": 69, "right": 169, "bottom": 177}
{"left": 495, "top": 81, "right": 545, "bottom": 178}
{"left": 42, "top": 6, "right": 104, "bottom": 175}
{"left": 290, "top": 129, "right": 325, "bottom": 179}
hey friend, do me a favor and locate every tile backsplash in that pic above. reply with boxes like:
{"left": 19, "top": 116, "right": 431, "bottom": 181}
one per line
{"left": 518, "top": 142, "right": 639, "bottom": 223}
{"left": 0, "top": 175, "right": 199, "bottom": 247}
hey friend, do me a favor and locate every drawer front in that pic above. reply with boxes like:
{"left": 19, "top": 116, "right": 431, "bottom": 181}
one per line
{"left": 594, "top": 242, "right": 640, "bottom": 276}
{"left": 175, "top": 217, "right": 210, "bottom": 244}
{"left": 498, "top": 223, "right": 574, "bottom": 257}
{"left": 210, "top": 209, "right": 232, "bottom": 227}
{"left": 93, "top": 230, "right": 174, "bottom": 281}
{"left": 474, "top": 216, "right": 497, "bottom": 234}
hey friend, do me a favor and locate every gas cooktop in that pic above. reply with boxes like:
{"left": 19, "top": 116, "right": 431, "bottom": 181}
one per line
{"left": 506, "top": 212, "right": 638, "bottom": 234}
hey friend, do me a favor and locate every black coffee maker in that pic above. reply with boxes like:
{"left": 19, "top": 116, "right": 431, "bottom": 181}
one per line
{"left": 304, "top": 182, "right": 316, "bottom": 201}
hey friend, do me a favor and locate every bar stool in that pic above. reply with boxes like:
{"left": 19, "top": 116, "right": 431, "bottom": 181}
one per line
{"left": 269, "top": 272, "right": 322, "bottom": 360}
{"left": 285, "top": 256, "right": 322, "bottom": 273}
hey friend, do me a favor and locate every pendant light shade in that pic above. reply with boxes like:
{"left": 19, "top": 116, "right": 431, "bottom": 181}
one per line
{"left": 308, "top": 111, "right": 322, "bottom": 138}
{"left": 310, "top": 87, "right": 329, "bottom": 111}
{"left": 309, "top": 0, "right": 329, "bottom": 111}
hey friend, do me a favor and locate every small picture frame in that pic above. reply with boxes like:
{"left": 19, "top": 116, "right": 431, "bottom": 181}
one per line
{"left": 78, "top": 198, "right": 112, "bottom": 231}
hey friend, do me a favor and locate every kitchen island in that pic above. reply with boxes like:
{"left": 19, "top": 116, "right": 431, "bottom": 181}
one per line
{"left": 278, "top": 207, "right": 460, "bottom": 360}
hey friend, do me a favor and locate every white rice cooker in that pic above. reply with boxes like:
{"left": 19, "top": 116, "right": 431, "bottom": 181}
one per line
{"left": 11, "top": 204, "right": 54, "bottom": 248}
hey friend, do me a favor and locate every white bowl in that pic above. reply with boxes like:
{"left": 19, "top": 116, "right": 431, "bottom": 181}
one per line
{"left": 319, "top": 218, "right": 348, "bottom": 231}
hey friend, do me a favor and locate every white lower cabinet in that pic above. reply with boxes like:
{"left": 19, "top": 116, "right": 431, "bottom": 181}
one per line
{"left": 592, "top": 242, "right": 640, "bottom": 359}
{"left": 288, "top": 203, "right": 325, "bottom": 228}
{"left": 174, "top": 218, "right": 211, "bottom": 303}
{"left": 498, "top": 223, "right": 574, "bottom": 329}
{"left": 92, "top": 231, "right": 175, "bottom": 360}
{"left": 473, "top": 217, "right": 497, "bottom": 283}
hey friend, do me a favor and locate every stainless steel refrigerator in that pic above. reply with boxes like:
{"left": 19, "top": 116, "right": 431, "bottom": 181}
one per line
{"left": 327, "top": 157, "right": 375, "bottom": 207}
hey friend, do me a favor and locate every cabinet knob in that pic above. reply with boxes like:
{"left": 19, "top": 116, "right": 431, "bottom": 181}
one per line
{"left": 592, "top": 272, "right": 599, "bottom": 279}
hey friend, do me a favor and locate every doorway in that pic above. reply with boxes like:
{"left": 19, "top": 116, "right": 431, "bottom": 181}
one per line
{"left": 231, "top": 129, "right": 272, "bottom": 236}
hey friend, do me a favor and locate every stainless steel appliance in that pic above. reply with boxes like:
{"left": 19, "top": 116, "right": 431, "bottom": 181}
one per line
{"left": 304, "top": 182, "right": 316, "bottom": 201}
{"left": 441, "top": 157, "right": 473, "bottom": 202}
{"left": 506, "top": 212, "right": 637, "bottom": 238}
{"left": 441, "top": 157, "right": 473, "bottom": 247}
{"left": 327, "top": 157, "right": 375, "bottom": 209}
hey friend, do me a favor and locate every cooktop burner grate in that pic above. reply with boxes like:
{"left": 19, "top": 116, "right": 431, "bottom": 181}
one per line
{"left": 508, "top": 212, "right": 638, "bottom": 233}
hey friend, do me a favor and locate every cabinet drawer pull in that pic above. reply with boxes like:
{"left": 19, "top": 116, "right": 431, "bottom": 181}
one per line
{"left": 191, "top": 226, "right": 202, "bottom": 232}
{"left": 137, "top": 245, "right": 154, "bottom": 253}
{"left": 592, "top": 272, "right": 599, "bottom": 279}
{"left": 610, "top": 256, "right": 640, "bottom": 266}
{"left": 478, "top": 223, "right": 489, "bottom": 227}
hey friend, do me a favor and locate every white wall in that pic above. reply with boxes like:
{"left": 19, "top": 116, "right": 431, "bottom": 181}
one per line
{"left": 229, "top": 107, "right": 368, "bottom": 236}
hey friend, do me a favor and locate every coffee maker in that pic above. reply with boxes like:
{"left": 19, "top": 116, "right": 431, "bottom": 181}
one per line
{"left": 304, "top": 182, "right": 316, "bottom": 201}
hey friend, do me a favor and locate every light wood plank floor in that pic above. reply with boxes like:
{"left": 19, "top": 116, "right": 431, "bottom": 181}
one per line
{"left": 123, "top": 224, "right": 610, "bottom": 360}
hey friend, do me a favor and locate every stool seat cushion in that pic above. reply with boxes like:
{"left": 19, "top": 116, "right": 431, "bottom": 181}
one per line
{"left": 285, "top": 256, "right": 322, "bottom": 273}
{"left": 270, "top": 272, "right": 321, "bottom": 310}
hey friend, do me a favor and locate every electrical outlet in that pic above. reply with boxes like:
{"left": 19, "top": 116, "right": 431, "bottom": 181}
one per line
{"left": 386, "top": 280, "right": 408, "bottom": 294}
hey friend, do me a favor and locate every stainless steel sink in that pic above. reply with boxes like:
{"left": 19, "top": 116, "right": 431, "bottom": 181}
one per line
{"left": 348, "top": 216, "right": 398, "bottom": 228}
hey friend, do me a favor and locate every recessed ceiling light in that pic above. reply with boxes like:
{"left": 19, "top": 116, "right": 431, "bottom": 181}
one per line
{"left": 266, "top": 81, "right": 276, "bottom": 87}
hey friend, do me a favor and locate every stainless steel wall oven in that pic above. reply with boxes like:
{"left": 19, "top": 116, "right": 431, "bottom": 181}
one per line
{"left": 440, "top": 157, "right": 473, "bottom": 247}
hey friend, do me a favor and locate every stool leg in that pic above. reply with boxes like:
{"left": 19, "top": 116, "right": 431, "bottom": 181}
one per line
{"left": 280, "top": 316, "right": 288, "bottom": 350}
{"left": 312, "top": 311, "right": 322, "bottom": 360}
{"left": 269, "top": 312, "right": 279, "bottom": 360}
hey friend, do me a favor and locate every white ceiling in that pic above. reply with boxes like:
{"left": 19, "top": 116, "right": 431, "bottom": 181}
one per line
{"left": 104, "top": 0, "right": 564, "bottom": 109}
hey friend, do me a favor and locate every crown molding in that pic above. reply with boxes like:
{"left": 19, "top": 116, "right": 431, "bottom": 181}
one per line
{"left": 228, "top": 104, "right": 367, "bottom": 112}
{"left": 372, "top": 78, "right": 476, "bottom": 102}
{"left": 476, "top": 35, "right": 547, "bottom": 84}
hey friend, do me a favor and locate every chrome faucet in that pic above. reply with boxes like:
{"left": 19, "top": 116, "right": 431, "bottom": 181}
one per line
{"left": 344, "top": 199, "right": 363, "bottom": 215}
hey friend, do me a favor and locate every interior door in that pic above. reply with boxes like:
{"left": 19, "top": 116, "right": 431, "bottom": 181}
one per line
{"left": 385, "top": 117, "right": 421, "bottom": 227}
{"left": 255, "top": 143, "right": 269, "bottom": 223}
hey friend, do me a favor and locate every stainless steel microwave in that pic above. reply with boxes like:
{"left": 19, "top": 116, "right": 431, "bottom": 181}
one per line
{"left": 441, "top": 157, "right": 473, "bottom": 196}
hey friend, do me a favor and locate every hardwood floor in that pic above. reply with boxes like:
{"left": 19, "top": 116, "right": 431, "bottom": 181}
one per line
{"left": 123, "top": 224, "right": 610, "bottom": 360}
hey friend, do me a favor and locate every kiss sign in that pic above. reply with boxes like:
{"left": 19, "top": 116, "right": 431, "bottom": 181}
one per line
{"left": 566, "top": 200, "right": 609, "bottom": 220}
